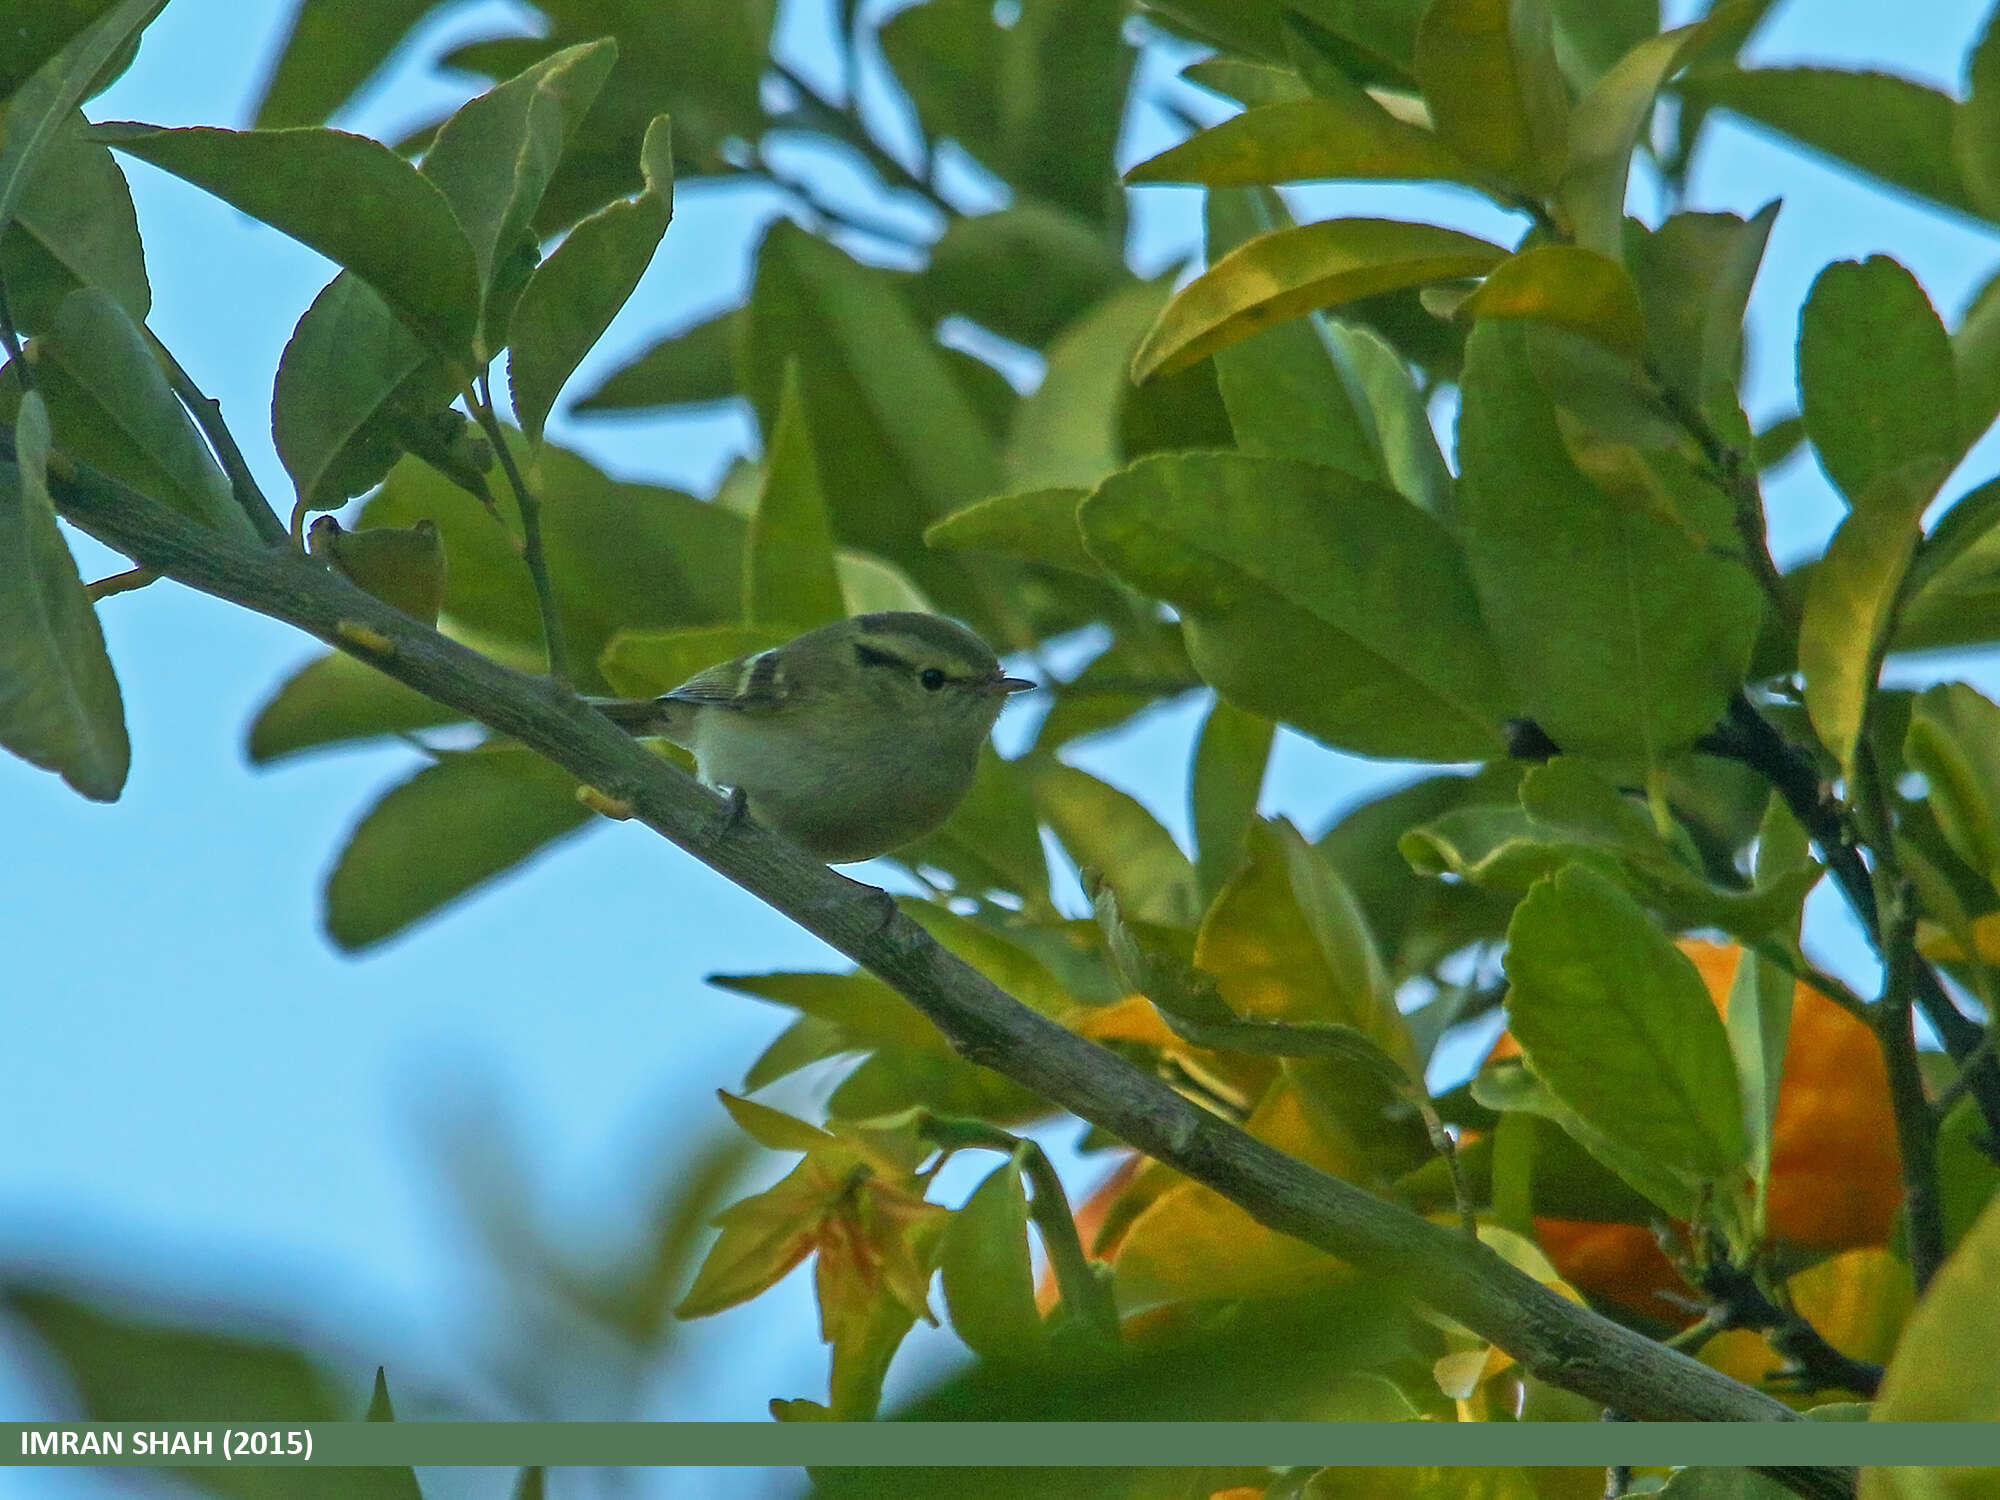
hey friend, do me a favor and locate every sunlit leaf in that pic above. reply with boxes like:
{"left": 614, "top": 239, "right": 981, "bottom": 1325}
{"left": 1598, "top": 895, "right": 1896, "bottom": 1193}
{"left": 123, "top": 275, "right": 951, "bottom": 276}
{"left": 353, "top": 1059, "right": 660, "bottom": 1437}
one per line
{"left": 1033, "top": 760, "right": 1199, "bottom": 929}
{"left": 1190, "top": 698, "right": 1274, "bottom": 904}
{"left": 1413, "top": 0, "right": 1568, "bottom": 196}
{"left": 1800, "top": 460, "right": 1944, "bottom": 773}
{"left": 1131, "top": 218, "right": 1508, "bottom": 381}
{"left": 1462, "top": 245, "right": 1644, "bottom": 356}
{"left": 1127, "top": 97, "right": 1482, "bottom": 190}
{"left": 923, "top": 488, "right": 1097, "bottom": 576}
{"left": 1005, "top": 280, "right": 1169, "bottom": 493}
{"left": 1865, "top": 1195, "right": 2000, "bottom": 1448}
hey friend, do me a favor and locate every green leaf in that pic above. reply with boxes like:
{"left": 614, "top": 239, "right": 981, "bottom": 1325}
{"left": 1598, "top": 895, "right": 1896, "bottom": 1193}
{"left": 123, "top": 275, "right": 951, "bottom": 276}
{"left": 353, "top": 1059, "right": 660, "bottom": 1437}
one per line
{"left": 0, "top": 395, "right": 128, "bottom": 801}
{"left": 0, "top": 0, "right": 162, "bottom": 232}
{"left": 308, "top": 517, "right": 447, "bottom": 626}
{"left": 1558, "top": 17, "right": 1715, "bottom": 256}
{"left": 1462, "top": 244, "right": 1645, "bottom": 355}
{"left": 1504, "top": 865, "right": 1748, "bottom": 1185}
{"left": 1005, "top": 280, "right": 1170, "bottom": 493}
{"left": 1473, "top": 1059, "right": 1700, "bottom": 1219}
{"left": 251, "top": 0, "right": 450, "bottom": 128}
{"left": 0, "top": 0, "right": 123, "bottom": 104}
{"left": 1895, "top": 475, "right": 2000, "bottom": 653}
{"left": 740, "top": 223, "right": 1001, "bottom": 612}
{"left": 1961, "top": 6, "right": 2000, "bottom": 222}
{"left": 1867, "top": 1194, "right": 2000, "bottom": 1433}
{"left": 1127, "top": 97, "right": 1483, "bottom": 190}
{"left": 719, "top": 1091, "right": 835, "bottom": 1153}
{"left": 32, "top": 286, "right": 245, "bottom": 534}
{"left": 1681, "top": 66, "right": 1976, "bottom": 220}
{"left": 1725, "top": 796, "right": 1805, "bottom": 1227}
{"left": 940, "top": 1160, "right": 1051, "bottom": 1366}
{"left": 1799, "top": 461, "right": 1943, "bottom": 773}
{"left": 271, "top": 271, "right": 442, "bottom": 513}
{"left": 1131, "top": 218, "right": 1508, "bottom": 382}
{"left": 571, "top": 306, "right": 738, "bottom": 414}
{"left": 1905, "top": 683, "right": 2000, "bottom": 894}
{"left": 3, "top": 1284, "right": 341, "bottom": 1421}
{"left": 1631, "top": 204, "right": 1778, "bottom": 424}
{"left": 365, "top": 441, "right": 746, "bottom": 685}
{"left": 1191, "top": 698, "right": 1275, "bottom": 905}
{"left": 1180, "top": 58, "right": 1313, "bottom": 109}
{"left": 1413, "top": 0, "right": 1569, "bottom": 196}
{"left": 507, "top": 113, "right": 672, "bottom": 443}
{"left": 1033, "top": 760, "right": 1199, "bottom": 929}
{"left": 1545, "top": 0, "right": 1659, "bottom": 89}
{"left": 1455, "top": 320, "right": 1764, "bottom": 765}
{"left": 1318, "top": 766, "right": 1521, "bottom": 980}
{"left": 1799, "top": 256, "right": 1959, "bottom": 506}
{"left": 923, "top": 488, "right": 1097, "bottom": 576}
{"left": 914, "top": 203, "right": 1131, "bottom": 351}
{"left": 1031, "top": 622, "right": 1198, "bottom": 751}
{"left": 1403, "top": 756, "right": 1820, "bottom": 942}
{"left": 1937, "top": 1093, "right": 2000, "bottom": 1256}
{"left": 323, "top": 743, "right": 593, "bottom": 950}
{"left": 1196, "top": 818, "right": 1410, "bottom": 1066}
{"left": 1202, "top": 187, "right": 1391, "bottom": 489}
{"left": 746, "top": 363, "right": 845, "bottom": 633}
{"left": 247, "top": 650, "right": 461, "bottom": 765}
{"left": 599, "top": 624, "right": 782, "bottom": 699}
{"left": 1080, "top": 452, "right": 1514, "bottom": 761}
{"left": 96, "top": 122, "right": 479, "bottom": 362}
{"left": 881, "top": 0, "right": 1132, "bottom": 230}
{"left": 1956, "top": 267, "right": 2000, "bottom": 450}
{"left": 417, "top": 40, "right": 619, "bottom": 355}
{"left": 0, "top": 116, "right": 150, "bottom": 333}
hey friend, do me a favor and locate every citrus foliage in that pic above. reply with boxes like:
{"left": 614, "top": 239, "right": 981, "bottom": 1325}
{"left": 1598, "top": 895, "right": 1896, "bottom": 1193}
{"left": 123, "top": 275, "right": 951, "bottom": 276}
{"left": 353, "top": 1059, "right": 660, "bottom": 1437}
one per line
{"left": 6, "top": 0, "right": 2000, "bottom": 1490}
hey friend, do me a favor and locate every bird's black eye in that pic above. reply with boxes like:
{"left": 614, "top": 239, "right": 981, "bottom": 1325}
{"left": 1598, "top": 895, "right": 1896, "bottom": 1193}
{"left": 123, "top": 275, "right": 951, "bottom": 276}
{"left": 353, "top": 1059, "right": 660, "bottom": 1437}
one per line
{"left": 920, "top": 667, "right": 947, "bottom": 691}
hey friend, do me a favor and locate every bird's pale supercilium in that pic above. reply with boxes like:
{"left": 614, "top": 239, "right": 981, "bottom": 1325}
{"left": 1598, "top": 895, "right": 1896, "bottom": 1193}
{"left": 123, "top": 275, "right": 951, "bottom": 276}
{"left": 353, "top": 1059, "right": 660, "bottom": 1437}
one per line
{"left": 593, "top": 612, "right": 1034, "bottom": 862}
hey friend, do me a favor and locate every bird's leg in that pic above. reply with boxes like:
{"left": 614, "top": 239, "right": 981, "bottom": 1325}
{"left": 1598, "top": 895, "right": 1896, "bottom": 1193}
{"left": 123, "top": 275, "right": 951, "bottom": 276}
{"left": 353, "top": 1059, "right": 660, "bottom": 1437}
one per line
{"left": 694, "top": 785, "right": 751, "bottom": 852}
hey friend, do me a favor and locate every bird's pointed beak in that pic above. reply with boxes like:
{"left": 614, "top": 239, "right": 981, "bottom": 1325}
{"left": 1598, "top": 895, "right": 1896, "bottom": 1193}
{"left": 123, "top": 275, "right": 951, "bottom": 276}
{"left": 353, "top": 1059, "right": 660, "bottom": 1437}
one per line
{"left": 987, "top": 675, "right": 1037, "bottom": 695}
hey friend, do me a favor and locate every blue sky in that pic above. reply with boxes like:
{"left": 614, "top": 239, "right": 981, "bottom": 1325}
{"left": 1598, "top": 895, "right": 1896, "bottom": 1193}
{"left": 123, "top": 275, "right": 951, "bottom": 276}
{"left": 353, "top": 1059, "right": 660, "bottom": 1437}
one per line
{"left": 6, "top": 0, "right": 2000, "bottom": 1493}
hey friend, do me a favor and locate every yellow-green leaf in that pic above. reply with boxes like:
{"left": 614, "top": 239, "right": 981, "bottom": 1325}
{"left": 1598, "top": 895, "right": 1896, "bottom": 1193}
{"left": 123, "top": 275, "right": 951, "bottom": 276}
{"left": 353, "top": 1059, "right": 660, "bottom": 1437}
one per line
{"left": 1126, "top": 97, "right": 1482, "bottom": 190}
{"left": 1414, "top": 0, "right": 1569, "bottom": 195}
{"left": 746, "top": 361, "right": 845, "bottom": 632}
{"left": 1462, "top": 244, "right": 1644, "bottom": 356}
{"left": 1130, "top": 217, "right": 1507, "bottom": 381}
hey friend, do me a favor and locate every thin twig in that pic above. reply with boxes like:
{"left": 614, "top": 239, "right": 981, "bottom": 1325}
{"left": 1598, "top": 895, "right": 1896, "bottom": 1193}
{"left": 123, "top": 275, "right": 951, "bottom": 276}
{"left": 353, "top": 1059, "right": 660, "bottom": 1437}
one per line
{"left": 86, "top": 566, "right": 159, "bottom": 601}
{"left": 1697, "top": 1255, "right": 1884, "bottom": 1398}
{"left": 768, "top": 59, "right": 956, "bottom": 218}
{"left": 461, "top": 384, "right": 569, "bottom": 685}
{"left": 1874, "top": 880, "right": 1947, "bottom": 1292}
{"left": 1744, "top": 939, "right": 1873, "bottom": 1024}
{"left": 150, "top": 337, "right": 288, "bottom": 546}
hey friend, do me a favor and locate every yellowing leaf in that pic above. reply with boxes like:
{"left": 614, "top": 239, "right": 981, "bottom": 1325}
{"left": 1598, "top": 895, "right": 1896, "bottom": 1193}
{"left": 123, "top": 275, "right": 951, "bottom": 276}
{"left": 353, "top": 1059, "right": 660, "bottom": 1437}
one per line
{"left": 1463, "top": 244, "right": 1645, "bottom": 356}
{"left": 1131, "top": 218, "right": 1507, "bottom": 381}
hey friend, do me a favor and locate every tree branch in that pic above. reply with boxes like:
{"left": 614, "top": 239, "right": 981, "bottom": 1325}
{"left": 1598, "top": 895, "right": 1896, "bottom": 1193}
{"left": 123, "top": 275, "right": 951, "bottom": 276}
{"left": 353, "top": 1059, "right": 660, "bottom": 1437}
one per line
{"left": 27, "top": 440, "right": 1851, "bottom": 1488}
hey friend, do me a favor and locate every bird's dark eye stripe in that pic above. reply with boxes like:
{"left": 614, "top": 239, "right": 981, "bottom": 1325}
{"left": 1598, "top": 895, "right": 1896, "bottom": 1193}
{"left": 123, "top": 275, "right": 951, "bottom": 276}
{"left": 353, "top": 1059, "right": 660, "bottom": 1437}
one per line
{"left": 853, "top": 643, "right": 910, "bottom": 672}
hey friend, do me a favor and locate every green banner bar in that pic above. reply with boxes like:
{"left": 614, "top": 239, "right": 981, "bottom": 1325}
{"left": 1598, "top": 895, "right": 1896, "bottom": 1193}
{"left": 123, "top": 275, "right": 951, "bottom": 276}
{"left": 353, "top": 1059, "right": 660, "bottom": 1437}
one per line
{"left": 3, "top": 1422, "right": 1998, "bottom": 1468}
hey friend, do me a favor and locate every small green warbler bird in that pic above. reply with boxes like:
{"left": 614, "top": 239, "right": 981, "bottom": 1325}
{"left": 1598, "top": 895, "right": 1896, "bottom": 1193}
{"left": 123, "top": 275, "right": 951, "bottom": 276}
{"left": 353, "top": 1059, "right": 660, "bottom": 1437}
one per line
{"left": 594, "top": 611, "right": 1034, "bottom": 863}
